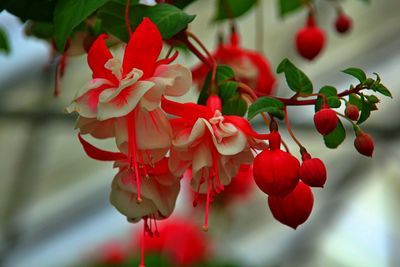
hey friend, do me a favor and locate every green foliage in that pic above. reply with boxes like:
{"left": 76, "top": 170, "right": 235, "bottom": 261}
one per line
{"left": 277, "top": 58, "right": 313, "bottom": 94}
{"left": 197, "top": 65, "right": 247, "bottom": 117}
{"left": 0, "top": 27, "right": 10, "bottom": 54}
{"left": 54, "top": 0, "right": 110, "bottom": 51}
{"left": 98, "top": 3, "right": 195, "bottom": 42}
{"left": 247, "top": 97, "right": 284, "bottom": 120}
{"left": 315, "top": 86, "right": 341, "bottom": 112}
{"left": 323, "top": 119, "right": 346, "bottom": 149}
{"left": 342, "top": 67, "right": 367, "bottom": 83}
{"left": 278, "top": 0, "right": 310, "bottom": 17}
{"left": 1, "top": 0, "right": 56, "bottom": 22}
{"left": 214, "top": 0, "right": 258, "bottom": 21}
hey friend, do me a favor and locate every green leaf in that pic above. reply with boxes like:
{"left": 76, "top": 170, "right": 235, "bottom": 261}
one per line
{"left": 277, "top": 58, "right": 313, "bottom": 94}
{"left": 372, "top": 83, "right": 392, "bottom": 98}
{"left": 2, "top": 0, "right": 56, "bottom": 22}
{"left": 222, "top": 96, "right": 247, "bottom": 116}
{"left": 278, "top": 0, "right": 310, "bottom": 17}
{"left": 315, "top": 86, "right": 339, "bottom": 111}
{"left": 219, "top": 81, "right": 239, "bottom": 101}
{"left": 365, "top": 95, "right": 379, "bottom": 104}
{"left": 99, "top": 3, "right": 195, "bottom": 42}
{"left": 357, "top": 97, "right": 372, "bottom": 124}
{"left": 0, "top": 28, "right": 10, "bottom": 54}
{"left": 323, "top": 119, "right": 346, "bottom": 149}
{"left": 215, "top": 65, "right": 235, "bottom": 85}
{"left": 214, "top": 0, "right": 257, "bottom": 21}
{"left": 247, "top": 97, "right": 284, "bottom": 120}
{"left": 348, "top": 93, "right": 362, "bottom": 109}
{"left": 54, "top": 0, "right": 110, "bottom": 51}
{"left": 342, "top": 67, "right": 367, "bottom": 83}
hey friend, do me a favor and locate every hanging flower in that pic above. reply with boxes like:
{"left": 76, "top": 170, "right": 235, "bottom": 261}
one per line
{"left": 162, "top": 97, "right": 270, "bottom": 229}
{"left": 110, "top": 157, "right": 181, "bottom": 223}
{"left": 192, "top": 32, "right": 276, "bottom": 95}
{"left": 78, "top": 135, "right": 181, "bottom": 222}
{"left": 66, "top": 17, "right": 191, "bottom": 160}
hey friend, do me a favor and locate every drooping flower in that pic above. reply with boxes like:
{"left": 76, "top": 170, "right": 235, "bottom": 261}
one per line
{"left": 162, "top": 97, "right": 270, "bottom": 229}
{"left": 78, "top": 135, "right": 181, "bottom": 222}
{"left": 268, "top": 181, "right": 314, "bottom": 229}
{"left": 192, "top": 32, "right": 276, "bottom": 95}
{"left": 253, "top": 131, "right": 300, "bottom": 196}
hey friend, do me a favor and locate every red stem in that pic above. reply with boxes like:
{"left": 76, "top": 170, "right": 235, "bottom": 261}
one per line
{"left": 125, "top": 0, "right": 132, "bottom": 36}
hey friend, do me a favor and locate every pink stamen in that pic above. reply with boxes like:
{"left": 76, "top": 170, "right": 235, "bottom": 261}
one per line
{"left": 127, "top": 111, "right": 142, "bottom": 203}
{"left": 203, "top": 178, "right": 211, "bottom": 232}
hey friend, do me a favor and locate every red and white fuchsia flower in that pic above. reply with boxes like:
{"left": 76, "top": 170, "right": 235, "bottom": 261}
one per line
{"left": 192, "top": 31, "right": 276, "bottom": 95}
{"left": 162, "top": 97, "right": 269, "bottom": 229}
{"left": 110, "top": 157, "right": 181, "bottom": 222}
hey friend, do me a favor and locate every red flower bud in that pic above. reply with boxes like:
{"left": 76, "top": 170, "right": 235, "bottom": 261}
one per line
{"left": 268, "top": 181, "right": 314, "bottom": 229}
{"left": 314, "top": 107, "right": 338, "bottom": 135}
{"left": 295, "top": 15, "right": 325, "bottom": 60}
{"left": 354, "top": 132, "right": 374, "bottom": 157}
{"left": 253, "top": 132, "right": 300, "bottom": 196}
{"left": 299, "top": 153, "right": 327, "bottom": 187}
{"left": 335, "top": 13, "right": 352, "bottom": 34}
{"left": 206, "top": 95, "right": 222, "bottom": 113}
{"left": 345, "top": 104, "right": 359, "bottom": 121}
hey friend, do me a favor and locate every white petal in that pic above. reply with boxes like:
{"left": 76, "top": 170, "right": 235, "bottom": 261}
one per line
{"left": 154, "top": 64, "right": 192, "bottom": 97}
{"left": 97, "top": 80, "right": 155, "bottom": 120}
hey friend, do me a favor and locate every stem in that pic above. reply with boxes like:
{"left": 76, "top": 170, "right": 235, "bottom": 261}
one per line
{"left": 125, "top": 0, "right": 132, "bottom": 36}
{"left": 165, "top": 45, "right": 174, "bottom": 59}
{"left": 284, "top": 106, "right": 304, "bottom": 149}
{"left": 178, "top": 35, "right": 212, "bottom": 68}
{"left": 256, "top": 85, "right": 363, "bottom": 106}
{"left": 187, "top": 31, "right": 217, "bottom": 83}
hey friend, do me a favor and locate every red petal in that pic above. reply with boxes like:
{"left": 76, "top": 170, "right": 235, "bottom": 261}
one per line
{"left": 224, "top": 115, "right": 271, "bottom": 140}
{"left": 87, "top": 34, "right": 118, "bottom": 84}
{"left": 78, "top": 134, "right": 126, "bottom": 161}
{"left": 161, "top": 98, "right": 213, "bottom": 122}
{"left": 122, "top": 18, "right": 162, "bottom": 79}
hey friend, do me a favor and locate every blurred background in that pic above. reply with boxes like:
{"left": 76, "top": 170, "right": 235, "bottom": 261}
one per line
{"left": 0, "top": 0, "right": 400, "bottom": 266}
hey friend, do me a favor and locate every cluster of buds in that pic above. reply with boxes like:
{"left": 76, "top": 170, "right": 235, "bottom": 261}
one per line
{"left": 253, "top": 131, "right": 327, "bottom": 229}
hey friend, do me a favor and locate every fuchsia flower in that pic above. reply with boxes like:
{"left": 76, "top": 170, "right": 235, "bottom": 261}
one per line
{"left": 78, "top": 135, "right": 181, "bottom": 223}
{"left": 162, "top": 97, "right": 270, "bottom": 229}
{"left": 67, "top": 18, "right": 191, "bottom": 202}
{"left": 192, "top": 32, "right": 276, "bottom": 95}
